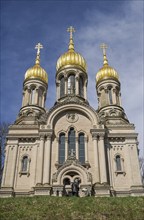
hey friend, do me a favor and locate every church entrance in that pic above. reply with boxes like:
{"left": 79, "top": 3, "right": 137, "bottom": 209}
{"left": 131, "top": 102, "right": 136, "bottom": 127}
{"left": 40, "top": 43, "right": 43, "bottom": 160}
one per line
{"left": 63, "top": 171, "right": 81, "bottom": 196}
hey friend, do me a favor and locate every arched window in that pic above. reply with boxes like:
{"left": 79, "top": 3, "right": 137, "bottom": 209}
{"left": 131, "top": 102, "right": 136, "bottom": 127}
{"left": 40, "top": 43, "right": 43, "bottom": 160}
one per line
{"left": 68, "top": 128, "right": 76, "bottom": 155}
{"left": 78, "top": 133, "right": 85, "bottom": 163}
{"left": 60, "top": 76, "right": 65, "bottom": 98}
{"left": 59, "top": 133, "right": 65, "bottom": 164}
{"left": 31, "top": 88, "right": 35, "bottom": 104}
{"left": 22, "top": 156, "right": 28, "bottom": 172}
{"left": 68, "top": 74, "right": 75, "bottom": 94}
{"left": 79, "top": 76, "right": 84, "bottom": 97}
{"left": 116, "top": 155, "right": 122, "bottom": 171}
{"left": 108, "top": 88, "right": 113, "bottom": 104}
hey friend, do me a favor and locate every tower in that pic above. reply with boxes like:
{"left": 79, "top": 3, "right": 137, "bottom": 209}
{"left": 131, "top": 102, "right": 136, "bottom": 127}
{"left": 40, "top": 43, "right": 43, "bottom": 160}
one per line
{"left": 95, "top": 44, "right": 143, "bottom": 196}
{"left": 96, "top": 43, "right": 128, "bottom": 124}
{"left": 56, "top": 26, "right": 88, "bottom": 103}
{"left": 16, "top": 43, "right": 48, "bottom": 125}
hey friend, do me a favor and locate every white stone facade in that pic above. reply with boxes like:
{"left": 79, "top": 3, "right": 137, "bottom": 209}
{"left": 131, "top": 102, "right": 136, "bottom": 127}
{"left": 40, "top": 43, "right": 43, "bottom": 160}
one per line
{"left": 0, "top": 42, "right": 143, "bottom": 197}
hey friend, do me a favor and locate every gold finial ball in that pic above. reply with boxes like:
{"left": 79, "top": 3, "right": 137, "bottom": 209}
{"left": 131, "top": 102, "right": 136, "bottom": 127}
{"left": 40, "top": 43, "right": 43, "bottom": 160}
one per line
{"left": 96, "top": 65, "right": 119, "bottom": 84}
{"left": 25, "top": 64, "right": 48, "bottom": 84}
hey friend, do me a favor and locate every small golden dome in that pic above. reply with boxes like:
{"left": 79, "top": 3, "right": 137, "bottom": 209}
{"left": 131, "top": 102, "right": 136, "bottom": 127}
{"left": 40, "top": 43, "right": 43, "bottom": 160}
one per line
{"left": 56, "top": 26, "right": 87, "bottom": 72}
{"left": 24, "top": 43, "right": 48, "bottom": 84}
{"left": 96, "top": 44, "right": 119, "bottom": 84}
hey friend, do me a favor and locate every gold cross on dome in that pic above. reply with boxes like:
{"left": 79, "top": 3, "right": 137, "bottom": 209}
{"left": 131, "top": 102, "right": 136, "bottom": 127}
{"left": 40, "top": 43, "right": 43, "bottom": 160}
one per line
{"left": 100, "top": 43, "right": 108, "bottom": 55}
{"left": 67, "top": 26, "right": 75, "bottom": 39}
{"left": 35, "top": 43, "right": 43, "bottom": 55}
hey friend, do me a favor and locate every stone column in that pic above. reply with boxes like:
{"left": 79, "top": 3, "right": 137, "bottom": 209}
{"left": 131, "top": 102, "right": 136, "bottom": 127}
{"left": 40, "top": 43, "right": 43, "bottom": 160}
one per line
{"left": 75, "top": 76, "right": 79, "bottom": 95}
{"left": 27, "top": 88, "right": 31, "bottom": 105}
{"left": 24, "top": 89, "right": 30, "bottom": 106}
{"left": 9, "top": 145, "right": 18, "bottom": 187}
{"left": 84, "top": 81, "right": 87, "bottom": 99}
{"left": 112, "top": 89, "right": 117, "bottom": 105}
{"left": 42, "top": 92, "right": 46, "bottom": 108}
{"left": 65, "top": 137, "right": 68, "bottom": 160}
{"left": 55, "top": 137, "right": 59, "bottom": 164}
{"left": 119, "top": 93, "right": 122, "bottom": 106}
{"left": 36, "top": 135, "right": 45, "bottom": 184}
{"left": 56, "top": 82, "right": 60, "bottom": 101}
{"left": 97, "top": 94, "right": 101, "bottom": 109}
{"left": 76, "top": 137, "right": 79, "bottom": 160}
{"left": 22, "top": 91, "right": 25, "bottom": 107}
{"left": 85, "top": 137, "right": 88, "bottom": 162}
{"left": 98, "top": 133, "right": 107, "bottom": 184}
{"left": 91, "top": 132, "right": 100, "bottom": 182}
{"left": 64, "top": 77, "right": 68, "bottom": 95}
{"left": 104, "top": 88, "right": 109, "bottom": 105}
{"left": 43, "top": 133, "right": 52, "bottom": 185}
{"left": 1, "top": 145, "right": 9, "bottom": 186}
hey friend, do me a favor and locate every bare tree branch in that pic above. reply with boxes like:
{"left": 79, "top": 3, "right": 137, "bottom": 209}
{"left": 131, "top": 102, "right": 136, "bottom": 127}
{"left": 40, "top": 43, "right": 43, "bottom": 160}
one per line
{"left": 0, "top": 122, "right": 9, "bottom": 184}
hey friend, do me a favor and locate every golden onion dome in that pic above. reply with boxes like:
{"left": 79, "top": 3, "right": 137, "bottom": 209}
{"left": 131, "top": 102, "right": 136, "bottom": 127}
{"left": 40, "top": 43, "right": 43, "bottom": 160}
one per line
{"left": 96, "top": 44, "right": 119, "bottom": 84}
{"left": 24, "top": 43, "right": 48, "bottom": 84}
{"left": 56, "top": 26, "right": 87, "bottom": 72}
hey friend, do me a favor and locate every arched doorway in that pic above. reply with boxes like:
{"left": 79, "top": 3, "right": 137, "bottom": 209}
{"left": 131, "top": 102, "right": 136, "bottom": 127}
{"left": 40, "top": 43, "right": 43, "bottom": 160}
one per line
{"left": 62, "top": 171, "right": 81, "bottom": 196}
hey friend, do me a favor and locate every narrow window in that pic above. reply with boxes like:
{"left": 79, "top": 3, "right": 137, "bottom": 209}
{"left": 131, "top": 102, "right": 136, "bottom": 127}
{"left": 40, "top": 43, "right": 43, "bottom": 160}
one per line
{"left": 68, "top": 128, "right": 75, "bottom": 155}
{"left": 59, "top": 133, "right": 65, "bottom": 164}
{"left": 79, "top": 133, "right": 85, "bottom": 163}
{"left": 108, "top": 88, "right": 113, "bottom": 104}
{"left": 60, "top": 76, "right": 65, "bottom": 97}
{"left": 116, "top": 155, "right": 122, "bottom": 171}
{"left": 22, "top": 156, "right": 28, "bottom": 172}
{"left": 68, "top": 74, "right": 75, "bottom": 94}
{"left": 79, "top": 76, "right": 84, "bottom": 97}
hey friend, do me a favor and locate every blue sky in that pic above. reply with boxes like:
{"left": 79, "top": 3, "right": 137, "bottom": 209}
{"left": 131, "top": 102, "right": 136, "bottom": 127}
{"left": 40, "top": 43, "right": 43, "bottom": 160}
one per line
{"left": 0, "top": 0, "right": 143, "bottom": 156}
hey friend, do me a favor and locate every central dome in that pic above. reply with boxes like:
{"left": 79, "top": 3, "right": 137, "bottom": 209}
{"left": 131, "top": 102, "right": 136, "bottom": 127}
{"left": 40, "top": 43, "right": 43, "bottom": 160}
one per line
{"left": 56, "top": 50, "right": 87, "bottom": 72}
{"left": 56, "top": 27, "right": 87, "bottom": 72}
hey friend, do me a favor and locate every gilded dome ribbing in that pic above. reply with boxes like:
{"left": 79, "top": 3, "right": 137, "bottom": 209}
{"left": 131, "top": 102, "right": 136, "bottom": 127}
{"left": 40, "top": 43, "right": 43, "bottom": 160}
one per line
{"left": 24, "top": 43, "right": 48, "bottom": 84}
{"left": 56, "top": 26, "right": 87, "bottom": 72}
{"left": 96, "top": 44, "right": 119, "bottom": 84}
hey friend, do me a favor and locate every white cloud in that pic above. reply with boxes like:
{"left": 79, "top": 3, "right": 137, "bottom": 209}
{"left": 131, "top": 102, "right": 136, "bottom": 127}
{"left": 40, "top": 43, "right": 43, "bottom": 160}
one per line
{"left": 74, "top": 1, "right": 143, "bottom": 156}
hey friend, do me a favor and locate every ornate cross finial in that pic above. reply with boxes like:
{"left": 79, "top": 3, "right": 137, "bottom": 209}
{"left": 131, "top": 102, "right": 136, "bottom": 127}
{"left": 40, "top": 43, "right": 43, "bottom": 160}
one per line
{"left": 35, "top": 43, "right": 43, "bottom": 55}
{"left": 100, "top": 43, "right": 108, "bottom": 65}
{"left": 100, "top": 43, "right": 108, "bottom": 56}
{"left": 67, "top": 26, "right": 75, "bottom": 39}
{"left": 69, "top": 149, "right": 75, "bottom": 157}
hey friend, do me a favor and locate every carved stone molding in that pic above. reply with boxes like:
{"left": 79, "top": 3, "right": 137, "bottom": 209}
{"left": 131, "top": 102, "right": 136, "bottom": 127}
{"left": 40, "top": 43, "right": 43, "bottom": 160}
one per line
{"left": 108, "top": 137, "right": 125, "bottom": 142}
{"left": 66, "top": 113, "right": 79, "bottom": 123}
{"left": 19, "top": 138, "right": 36, "bottom": 143}
{"left": 40, "top": 135, "right": 45, "bottom": 140}
{"left": 90, "top": 131, "right": 98, "bottom": 140}
{"left": 98, "top": 132, "right": 105, "bottom": 140}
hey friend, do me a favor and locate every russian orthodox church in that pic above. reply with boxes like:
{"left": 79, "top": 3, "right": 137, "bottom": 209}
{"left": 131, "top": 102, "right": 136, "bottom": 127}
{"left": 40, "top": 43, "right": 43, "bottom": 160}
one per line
{"left": 0, "top": 27, "right": 143, "bottom": 197}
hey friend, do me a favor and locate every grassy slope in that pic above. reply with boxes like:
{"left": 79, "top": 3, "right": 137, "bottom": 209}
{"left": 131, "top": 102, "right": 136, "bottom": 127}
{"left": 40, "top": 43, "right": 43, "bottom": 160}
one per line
{"left": 0, "top": 196, "right": 144, "bottom": 220}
